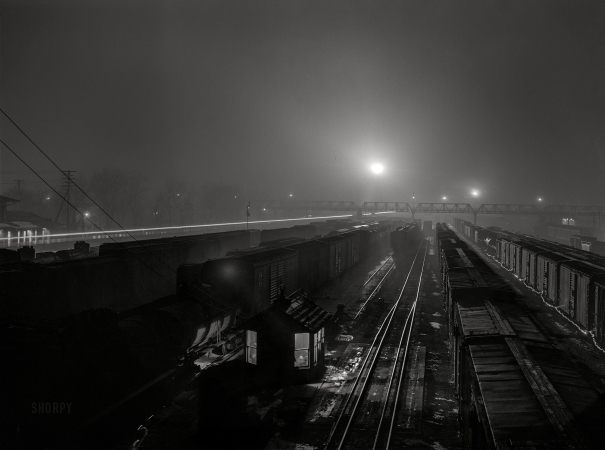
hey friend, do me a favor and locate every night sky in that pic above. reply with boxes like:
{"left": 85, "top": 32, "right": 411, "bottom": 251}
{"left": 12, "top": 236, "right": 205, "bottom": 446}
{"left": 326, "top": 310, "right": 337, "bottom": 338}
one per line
{"left": 1, "top": 0, "right": 604, "bottom": 205}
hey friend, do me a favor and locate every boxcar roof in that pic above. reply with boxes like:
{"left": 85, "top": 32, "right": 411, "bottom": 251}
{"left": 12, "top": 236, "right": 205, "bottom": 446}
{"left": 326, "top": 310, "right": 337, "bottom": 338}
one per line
{"left": 242, "top": 292, "right": 331, "bottom": 333}
{"left": 318, "top": 234, "right": 347, "bottom": 243}
{"left": 519, "top": 243, "right": 546, "bottom": 254}
{"left": 286, "top": 239, "right": 328, "bottom": 251}
{"left": 468, "top": 341, "right": 574, "bottom": 447}
{"left": 560, "top": 259, "right": 605, "bottom": 277}
{"left": 233, "top": 247, "right": 297, "bottom": 265}
{"left": 457, "top": 300, "right": 516, "bottom": 338}
{"left": 537, "top": 250, "right": 571, "bottom": 263}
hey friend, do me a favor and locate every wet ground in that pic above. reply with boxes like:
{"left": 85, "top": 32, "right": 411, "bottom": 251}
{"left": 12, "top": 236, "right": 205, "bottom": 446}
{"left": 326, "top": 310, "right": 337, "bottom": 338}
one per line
{"left": 265, "top": 240, "right": 462, "bottom": 449}
{"left": 118, "top": 240, "right": 466, "bottom": 450}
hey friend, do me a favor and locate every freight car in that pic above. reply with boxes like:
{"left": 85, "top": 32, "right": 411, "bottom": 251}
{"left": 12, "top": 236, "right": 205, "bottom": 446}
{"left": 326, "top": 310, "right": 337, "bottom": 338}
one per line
{"left": 260, "top": 225, "right": 316, "bottom": 243}
{"left": 558, "top": 260, "right": 605, "bottom": 329}
{"left": 0, "top": 229, "right": 264, "bottom": 323}
{"left": 441, "top": 247, "right": 516, "bottom": 332}
{"left": 178, "top": 247, "right": 300, "bottom": 316}
{"left": 390, "top": 223, "right": 423, "bottom": 263}
{"left": 450, "top": 217, "right": 605, "bottom": 350}
{"left": 442, "top": 230, "right": 604, "bottom": 448}
{"left": 178, "top": 221, "right": 393, "bottom": 320}
{"left": 457, "top": 322, "right": 586, "bottom": 448}
{"left": 422, "top": 220, "right": 432, "bottom": 236}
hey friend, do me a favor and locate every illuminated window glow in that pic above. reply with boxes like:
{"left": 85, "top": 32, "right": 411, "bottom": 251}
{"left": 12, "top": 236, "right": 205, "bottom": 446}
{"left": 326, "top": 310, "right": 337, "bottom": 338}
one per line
{"left": 294, "top": 333, "right": 309, "bottom": 368}
{"left": 246, "top": 330, "right": 257, "bottom": 365}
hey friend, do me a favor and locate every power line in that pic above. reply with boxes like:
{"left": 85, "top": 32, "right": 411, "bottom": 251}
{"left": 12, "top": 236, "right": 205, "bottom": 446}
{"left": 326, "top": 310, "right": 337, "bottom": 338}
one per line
{"left": 0, "top": 138, "right": 239, "bottom": 318}
{"left": 0, "top": 107, "right": 242, "bottom": 316}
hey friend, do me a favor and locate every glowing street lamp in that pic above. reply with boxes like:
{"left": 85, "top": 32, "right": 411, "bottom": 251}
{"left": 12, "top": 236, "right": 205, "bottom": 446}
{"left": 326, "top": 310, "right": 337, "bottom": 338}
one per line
{"left": 538, "top": 197, "right": 542, "bottom": 202}
{"left": 471, "top": 190, "right": 479, "bottom": 197}
{"left": 370, "top": 163, "right": 384, "bottom": 174}
{"left": 442, "top": 196, "right": 447, "bottom": 201}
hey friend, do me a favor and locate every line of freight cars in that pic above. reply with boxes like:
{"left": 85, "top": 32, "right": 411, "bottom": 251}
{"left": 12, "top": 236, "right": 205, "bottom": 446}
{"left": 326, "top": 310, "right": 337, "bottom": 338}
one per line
{"left": 389, "top": 223, "right": 423, "bottom": 264}
{"left": 178, "top": 221, "right": 393, "bottom": 317}
{"left": 452, "top": 217, "right": 605, "bottom": 349}
{"left": 1, "top": 221, "right": 393, "bottom": 449}
{"left": 435, "top": 222, "right": 604, "bottom": 449}
{"left": 0, "top": 222, "right": 363, "bottom": 323}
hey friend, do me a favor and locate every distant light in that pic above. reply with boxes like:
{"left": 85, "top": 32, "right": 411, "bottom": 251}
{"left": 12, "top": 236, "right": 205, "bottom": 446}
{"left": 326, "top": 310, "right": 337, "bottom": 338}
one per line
{"left": 370, "top": 163, "right": 384, "bottom": 174}
{"left": 84, "top": 212, "right": 90, "bottom": 218}
{"left": 46, "top": 197, "right": 50, "bottom": 200}
{"left": 412, "top": 196, "right": 415, "bottom": 199}
{"left": 234, "top": 195, "right": 237, "bottom": 199}
{"left": 289, "top": 194, "right": 293, "bottom": 197}
{"left": 263, "top": 208, "right": 266, "bottom": 211}
{"left": 442, "top": 196, "right": 447, "bottom": 201}
{"left": 471, "top": 190, "right": 479, "bottom": 197}
{"left": 538, "top": 197, "right": 542, "bottom": 202}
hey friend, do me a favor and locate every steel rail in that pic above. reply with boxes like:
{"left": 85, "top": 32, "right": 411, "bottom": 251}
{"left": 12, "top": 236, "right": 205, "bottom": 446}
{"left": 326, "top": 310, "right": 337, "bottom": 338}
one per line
{"left": 385, "top": 245, "right": 427, "bottom": 449}
{"left": 353, "top": 260, "right": 396, "bottom": 320}
{"left": 361, "top": 255, "right": 393, "bottom": 288}
{"left": 323, "top": 240, "right": 425, "bottom": 450}
{"left": 373, "top": 243, "right": 428, "bottom": 450}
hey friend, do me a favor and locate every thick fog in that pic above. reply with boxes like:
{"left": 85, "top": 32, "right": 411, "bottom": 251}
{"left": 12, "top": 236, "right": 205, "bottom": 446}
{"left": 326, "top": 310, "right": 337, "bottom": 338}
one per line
{"left": 2, "top": 1, "right": 604, "bottom": 213}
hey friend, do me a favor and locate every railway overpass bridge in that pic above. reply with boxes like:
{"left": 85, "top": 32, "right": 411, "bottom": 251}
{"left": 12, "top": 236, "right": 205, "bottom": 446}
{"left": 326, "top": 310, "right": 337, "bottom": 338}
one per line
{"left": 259, "top": 201, "right": 604, "bottom": 226}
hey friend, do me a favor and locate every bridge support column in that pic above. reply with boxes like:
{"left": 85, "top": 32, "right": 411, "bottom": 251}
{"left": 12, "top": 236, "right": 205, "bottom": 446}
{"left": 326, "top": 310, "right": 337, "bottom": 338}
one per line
{"left": 473, "top": 212, "right": 478, "bottom": 225}
{"left": 356, "top": 208, "right": 363, "bottom": 220}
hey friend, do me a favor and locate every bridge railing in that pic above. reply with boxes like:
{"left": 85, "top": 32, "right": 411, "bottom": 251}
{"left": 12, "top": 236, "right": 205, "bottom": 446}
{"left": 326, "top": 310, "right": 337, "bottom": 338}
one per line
{"left": 259, "top": 201, "right": 604, "bottom": 216}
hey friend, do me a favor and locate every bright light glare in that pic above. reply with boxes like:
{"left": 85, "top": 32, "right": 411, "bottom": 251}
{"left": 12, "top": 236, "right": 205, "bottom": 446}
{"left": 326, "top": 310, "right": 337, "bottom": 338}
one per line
{"left": 0, "top": 214, "right": 354, "bottom": 242}
{"left": 538, "top": 197, "right": 542, "bottom": 202}
{"left": 442, "top": 196, "right": 447, "bottom": 201}
{"left": 471, "top": 190, "right": 479, "bottom": 197}
{"left": 370, "top": 163, "right": 384, "bottom": 174}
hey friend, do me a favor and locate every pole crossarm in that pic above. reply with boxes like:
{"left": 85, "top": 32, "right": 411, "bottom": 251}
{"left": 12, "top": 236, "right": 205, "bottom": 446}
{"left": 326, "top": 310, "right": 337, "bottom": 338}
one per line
{"left": 259, "top": 201, "right": 604, "bottom": 217}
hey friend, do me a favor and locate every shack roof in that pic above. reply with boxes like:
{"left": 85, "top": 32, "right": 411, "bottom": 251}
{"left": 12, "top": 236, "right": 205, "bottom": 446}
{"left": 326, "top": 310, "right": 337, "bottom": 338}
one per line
{"left": 242, "top": 291, "right": 331, "bottom": 333}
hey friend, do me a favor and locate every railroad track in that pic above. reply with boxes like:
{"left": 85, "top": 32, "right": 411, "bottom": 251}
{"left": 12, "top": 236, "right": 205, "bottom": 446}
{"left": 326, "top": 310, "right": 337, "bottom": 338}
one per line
{"left": 353, "top": 255, "right": 396, "bottom": 320}
{"left": 324, "top": 241, "right": 428, "bottom": 450}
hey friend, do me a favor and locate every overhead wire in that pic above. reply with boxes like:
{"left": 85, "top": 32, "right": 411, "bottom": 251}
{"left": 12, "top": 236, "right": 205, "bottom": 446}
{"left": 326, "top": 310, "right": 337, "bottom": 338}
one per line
{"left": 0, "top": 132, "right": 241, "bottom": 318}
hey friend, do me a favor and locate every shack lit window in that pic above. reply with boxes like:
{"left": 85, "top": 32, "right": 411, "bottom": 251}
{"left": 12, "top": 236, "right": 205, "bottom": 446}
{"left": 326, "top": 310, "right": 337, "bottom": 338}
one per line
{"left": 246, "top": 330, "right": 257, "bottom": 365}
{"left": 294, "top": 333, "right": 309, "bottom": 368}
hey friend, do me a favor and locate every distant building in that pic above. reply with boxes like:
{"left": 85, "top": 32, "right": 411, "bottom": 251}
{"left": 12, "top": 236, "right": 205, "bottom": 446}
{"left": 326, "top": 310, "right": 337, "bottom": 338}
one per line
{"left": 0, "top": 196, "right": 61, "bottom": 247}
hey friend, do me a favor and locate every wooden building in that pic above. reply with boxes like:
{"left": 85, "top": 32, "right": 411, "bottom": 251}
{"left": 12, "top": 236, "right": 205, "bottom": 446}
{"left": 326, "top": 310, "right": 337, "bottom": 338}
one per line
{"left": 241, "top": 291, "right": 331, "bottom": 384}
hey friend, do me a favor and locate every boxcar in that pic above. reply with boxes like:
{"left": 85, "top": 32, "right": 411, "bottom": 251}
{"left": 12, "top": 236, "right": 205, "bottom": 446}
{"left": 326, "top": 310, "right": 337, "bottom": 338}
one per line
{"left": 519, "top": 243, "right": 544, "bottom": 289}
{"left": 536, "top": 251, "right": 571, "bottom": 305}
{"left": 594, "top": 279, "right": 605, "bottom": 347}
{"left": 286, "top": 239, "right": 329, "bottom": 294}
{"left": 181, "top": 247, "right": 299, "bottom": 316}
{"left": 558, "top": 260, "right": 605, "bottom": 329}
{"left": 453, "top": 297, "right": 515, "bottom": 394}
{"left": 460, "top": 335, "right": 582, "bottom": 449}
{"left": 318, "top": 234, "right": 349, "bottom": 279}
{"left": 442, "top": 249, "right": 516, "bottom": 330}
{"left": 390, "top": 224, "right": 422, "bottom": 262}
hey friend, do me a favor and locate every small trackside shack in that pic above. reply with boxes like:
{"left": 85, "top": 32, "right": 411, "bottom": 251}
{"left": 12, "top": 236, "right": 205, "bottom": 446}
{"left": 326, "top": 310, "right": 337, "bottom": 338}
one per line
{"left": 241, "top": 291, "right": 331, "bottom": 384}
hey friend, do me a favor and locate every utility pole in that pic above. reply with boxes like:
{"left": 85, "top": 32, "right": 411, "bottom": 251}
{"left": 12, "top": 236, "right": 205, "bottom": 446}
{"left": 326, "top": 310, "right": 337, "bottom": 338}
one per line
{"left": 54, "top": 170, "right": 76, "bottom": 232}
{"left": 246, "top": 201, "right": 250, "bottom": 230}
{"left": 13, "top": 179, "right": 25, "bottom": 195}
